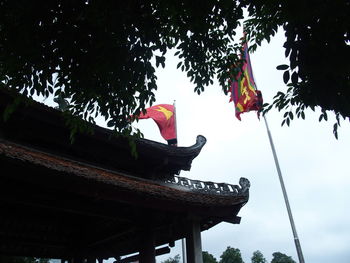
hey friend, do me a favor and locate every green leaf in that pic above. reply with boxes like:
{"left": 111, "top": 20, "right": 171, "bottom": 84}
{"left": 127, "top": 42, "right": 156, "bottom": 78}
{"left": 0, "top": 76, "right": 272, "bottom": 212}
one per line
{"left": 333, "top": 123, "right": 338, "bottom": 139}
{"left": 291, "top": 71, "right": 298, "bottom": 85}
{"left": 283, "top": 71, "right": 290, "bottom": 84}
{"left": 276, "top": 64, "right": 289, "bottom": 70}
{"left": 289, "top": 111, "right": 294, "bottom": 120}
{"left": 107, "top": 119, "right": 115, "bottom": 127}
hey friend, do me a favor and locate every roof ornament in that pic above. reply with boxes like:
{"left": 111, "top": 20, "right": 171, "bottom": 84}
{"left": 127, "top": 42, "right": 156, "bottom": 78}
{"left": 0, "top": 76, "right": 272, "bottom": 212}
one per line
{"left": 163, "top": 176, "right": 250, "bottom": 196}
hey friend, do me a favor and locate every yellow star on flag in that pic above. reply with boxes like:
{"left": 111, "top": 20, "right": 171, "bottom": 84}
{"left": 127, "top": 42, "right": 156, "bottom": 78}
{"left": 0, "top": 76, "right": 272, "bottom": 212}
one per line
{"left": 155, "top": 106, "right": 173, "bottom": 120}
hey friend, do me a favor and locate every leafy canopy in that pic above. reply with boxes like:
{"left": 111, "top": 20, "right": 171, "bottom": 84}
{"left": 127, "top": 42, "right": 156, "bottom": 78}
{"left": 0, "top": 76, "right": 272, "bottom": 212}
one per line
{"left": 203, "top": 251, "right": 218, "bottom": 263}
{"left": 0, "top": 0, "right": 244, "bottom": 137}
{"left": 219, "top": 246, "right": 244, "bottom": 263}
{"left": 0, "top": 0, "right": 348, "bottom": 137}
{"left": 270, "top": 252, "right": 296, "bottom": 263}
{"left": 245, "top": 0, "right": 350, "bottom": 138}
{"left": 251, "top": 250, "right": 267, "bottom": 263}
{"left": 0, "top": 256, "right": 49, "bottom": 263}
{"left": 161, "top": 254, "right": 181, "bottom": 263}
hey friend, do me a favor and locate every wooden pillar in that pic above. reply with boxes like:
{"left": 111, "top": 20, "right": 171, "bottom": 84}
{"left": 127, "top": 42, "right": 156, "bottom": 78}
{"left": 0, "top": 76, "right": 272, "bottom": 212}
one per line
{"left": 186, "top": 219, "right": 203, "bottom": 263}
{"left": 139, "top": 229, "right": 156, "bottom": 263}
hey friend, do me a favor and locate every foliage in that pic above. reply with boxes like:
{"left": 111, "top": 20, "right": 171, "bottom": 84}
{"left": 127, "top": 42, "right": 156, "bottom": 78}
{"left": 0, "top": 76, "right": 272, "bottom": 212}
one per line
{"left": 0, "top": 0, "right": 348, "bottom": 138}
{"left": 0, "top": 256, "right": 50, "bottom": 263}
{"left": 219, "top": 246, "right": 244, "bottom": 263}
{"left": 0, "top": 0, "right": 244, "bottom": 138}
{"left": 245, "top": 0, "right": 350, "bottom": 138}
{"left": 270, "top": 252, "right": 296, "bottom": 263}
{"left": 203, "top": 251, "right": 218, "bottom": 263}
{"left": 251, "top": 250, "right": 266, "bottom": 263}
{"left": 161, "top": 254, "right": 181, "bottom": 263}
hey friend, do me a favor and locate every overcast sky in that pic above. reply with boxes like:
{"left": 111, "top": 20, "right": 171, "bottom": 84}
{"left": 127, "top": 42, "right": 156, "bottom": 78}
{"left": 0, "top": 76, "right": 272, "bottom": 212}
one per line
{"left": 121, "top": 28, "right": 350, "bottom": 263}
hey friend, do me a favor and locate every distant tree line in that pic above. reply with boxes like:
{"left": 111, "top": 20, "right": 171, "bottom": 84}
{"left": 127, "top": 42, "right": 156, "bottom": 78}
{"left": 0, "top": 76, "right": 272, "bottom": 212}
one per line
{"left": 1, "top": 247, "right": 295, "bottom": 263}
{"left": 161, "top": 246, "right": 296, "bottom": 263}
{"left": 0, "top": 256, "right": 50, "bottom": 263}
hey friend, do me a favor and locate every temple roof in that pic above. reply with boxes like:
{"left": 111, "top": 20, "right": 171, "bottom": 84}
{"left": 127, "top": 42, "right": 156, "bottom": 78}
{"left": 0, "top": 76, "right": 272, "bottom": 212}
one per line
{"left": 0, "top": 88, "right": 206, "bottom": 179}
{"left": 0, "top": 88, "right": 250, "bottom": 260}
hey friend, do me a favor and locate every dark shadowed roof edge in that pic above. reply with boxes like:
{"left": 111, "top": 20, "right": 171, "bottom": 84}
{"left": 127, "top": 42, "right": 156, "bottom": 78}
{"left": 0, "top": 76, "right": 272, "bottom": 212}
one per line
{"left": 0, "top": 87, "right": 207, "bottom": 178}
{"left": 0, "top": 139, "right": 249, "bottom": 208}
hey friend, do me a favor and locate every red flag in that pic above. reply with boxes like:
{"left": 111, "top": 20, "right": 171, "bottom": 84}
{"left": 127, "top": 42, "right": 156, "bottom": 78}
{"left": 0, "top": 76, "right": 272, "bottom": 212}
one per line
{"left": 137, "top": 104, "right": 177, "bottom": 143}
{"left": 229, "top": 39, "right": 263, "bottom": 120}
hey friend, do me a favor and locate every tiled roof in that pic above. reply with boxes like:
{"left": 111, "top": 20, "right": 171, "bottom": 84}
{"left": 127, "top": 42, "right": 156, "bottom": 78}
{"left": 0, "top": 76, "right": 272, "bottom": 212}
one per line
{"left": 0, "top": 88, "right": 250, "bottom": 260}
{"left": 0, "top": 139, "right": 248, "bottom": 207}
{"left": 0, "top": 88, "right": 207, "bottom": 179}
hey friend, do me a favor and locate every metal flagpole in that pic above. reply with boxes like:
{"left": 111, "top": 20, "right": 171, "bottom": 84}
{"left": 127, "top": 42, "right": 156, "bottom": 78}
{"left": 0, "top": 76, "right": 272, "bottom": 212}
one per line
{"left": 244, "top": 31, "right": 304, "bottom": 261}
{"left": 173, "top": 100, "right": 187, "bottom": 263}
{"left": 173, "top": 100, "right": 178, "bottom": 147}
{"left": 263, "top": 115, "right": 305, "bottom": 263}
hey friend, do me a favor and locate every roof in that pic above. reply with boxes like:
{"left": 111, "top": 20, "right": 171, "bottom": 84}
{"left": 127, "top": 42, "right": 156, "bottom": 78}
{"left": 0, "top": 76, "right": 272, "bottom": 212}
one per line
{"left": 0, "top": 88, "right": 250, "bottom": 260}
{"left": 0, "top": 88, "right": 207, "bottom": 179}
{"left": 0, "top": 139, "right": 249, "bottom": 207}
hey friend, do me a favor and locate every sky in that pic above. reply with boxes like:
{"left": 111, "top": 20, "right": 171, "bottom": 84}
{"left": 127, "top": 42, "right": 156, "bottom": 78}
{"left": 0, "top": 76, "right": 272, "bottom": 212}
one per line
{"left": 120, "top": 28, "right": 350, "bottom": 263}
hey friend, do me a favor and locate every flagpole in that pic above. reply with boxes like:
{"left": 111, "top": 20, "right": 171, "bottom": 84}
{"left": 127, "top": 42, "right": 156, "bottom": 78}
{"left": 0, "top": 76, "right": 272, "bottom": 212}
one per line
{"left": 263, "top": 115, "right": 305, "bottom": 263}
{"left": 242, "top": 31, "right": 305, "bottom": 262}
{"left": 173, "top": 100, "right": 178, "bottom": 147}
{"left": 173, "top": 100, "right": 187, "bottom": 263}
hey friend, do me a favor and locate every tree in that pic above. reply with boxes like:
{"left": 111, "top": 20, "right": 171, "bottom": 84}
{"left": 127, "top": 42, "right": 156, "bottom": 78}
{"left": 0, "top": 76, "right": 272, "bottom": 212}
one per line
{"left": 244, "top": 0, "right": 350, "bottom": 138}
{"left": 203, "top": 251, "right": 218, "bottom": 263}
{"left": 219, "top": 246, "right": 244, "bottom": 263}
{"left": 251, "top": 250, "right": 266, "bottom": 263}
{"left": 0, "top": 0, "right": 244, "bottom": 138}
{"left": 0, "top": 256, "right": 50, "bottom": 263}
{"left": 161, "top": 254, "right": 181, "bottom": 263}
{"left": 270, "top": 252, "right": 296, "bottom": 263}
{"left": 0, "top": 0, "right": 348, "bottom": 137}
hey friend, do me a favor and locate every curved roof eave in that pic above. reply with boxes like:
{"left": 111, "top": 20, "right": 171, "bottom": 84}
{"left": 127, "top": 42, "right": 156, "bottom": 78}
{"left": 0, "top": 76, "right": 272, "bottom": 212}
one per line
{"left": 0, "top": 88, "right": 206, "bottom": 178}
{"left": 0, "top": 139, "right": 249, "bottom": 209}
